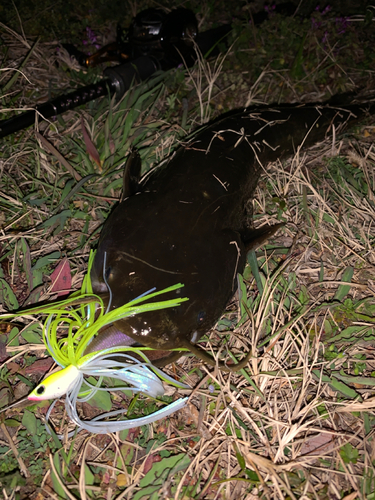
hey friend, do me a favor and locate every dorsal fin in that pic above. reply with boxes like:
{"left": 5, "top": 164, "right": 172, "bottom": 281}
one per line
{"left": 121, "top": 149, "right": 142, "bottom": 202}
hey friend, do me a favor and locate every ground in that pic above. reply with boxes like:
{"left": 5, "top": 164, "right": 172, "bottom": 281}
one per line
{"left": 1, "top": 2, "right": 375, "bottom": 499}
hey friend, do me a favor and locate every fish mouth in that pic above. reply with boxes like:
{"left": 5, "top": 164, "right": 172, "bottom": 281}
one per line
{"left": 89, "top": 264, "right": 186, "bottom": 366}
{"left": 84, "top": 321, "right": 185, "bottom": 367}
{"left": 93, "top": 281, "right": 109, "bottom": 294}
{"left": 90, "top": 256, "right": 111, "bottom": 295}
{"left": 90, "top": 268, "right": 109, "bottom": 294}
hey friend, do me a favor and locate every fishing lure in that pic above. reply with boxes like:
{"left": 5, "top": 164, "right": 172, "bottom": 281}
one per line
{"left": 2, "top": 251, "right": 190, "bottom": 434}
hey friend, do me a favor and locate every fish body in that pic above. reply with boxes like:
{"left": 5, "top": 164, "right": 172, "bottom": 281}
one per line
{"left": 89, "top": 102, "right": 372, "bottom": 367}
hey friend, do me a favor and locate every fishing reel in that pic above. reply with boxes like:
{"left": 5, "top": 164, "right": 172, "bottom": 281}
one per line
{"left": 128, "top": 8, "right": 198, "bottom": 65}
{"left": 66, "top": 8, "right": 198, "bottom": 70}
{"left": 0, "top": 7, "right": 227, "bottom": 137}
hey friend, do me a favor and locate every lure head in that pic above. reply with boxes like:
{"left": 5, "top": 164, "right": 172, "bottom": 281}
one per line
{"left": 28, "top": 365, "right": 81, "bottom": 401}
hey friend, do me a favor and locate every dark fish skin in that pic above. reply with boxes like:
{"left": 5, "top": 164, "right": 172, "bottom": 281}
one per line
{"left": 87, "top": 101, "right": 373, "bottom": 370}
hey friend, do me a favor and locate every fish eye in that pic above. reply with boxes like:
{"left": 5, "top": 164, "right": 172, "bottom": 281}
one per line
{"left": 197, "top": 311, "right": 206, "bottom": 324}
{"left": 36, "top": 385, "right": 45, "bottom": 395}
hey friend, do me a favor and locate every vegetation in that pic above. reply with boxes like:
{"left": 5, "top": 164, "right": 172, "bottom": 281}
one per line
{"left": 1, "top": 1, "right": 375, "bottom": 499}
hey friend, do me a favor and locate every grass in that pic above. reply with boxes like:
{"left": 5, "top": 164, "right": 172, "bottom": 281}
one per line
{"left": 1, "top": 1, "right": 375, "bottom": 499}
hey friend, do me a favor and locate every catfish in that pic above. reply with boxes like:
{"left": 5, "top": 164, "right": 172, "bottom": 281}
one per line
{"left": 87, "top": 100, "right": 374, "bottom": 371}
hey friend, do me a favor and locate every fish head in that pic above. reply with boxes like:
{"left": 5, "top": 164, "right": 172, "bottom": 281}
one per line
{"left": 89, "top": 213, "right": 244, "bottom": 358}
{"left": 88, "top": 151, "right": 249, "bottom": 362}
{"left": 90, "top": 246, "right": 207, "bottom": 351}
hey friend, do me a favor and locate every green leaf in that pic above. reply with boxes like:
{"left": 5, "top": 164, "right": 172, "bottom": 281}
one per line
{"left": 32, "top": 268, "right": 44, "bottom": 289}
{"left": 0, "top": 267, "right": 19, "bottom": 311}
{"left": 230, "top": 408, "right": 250, "bottom": 431}
{"left": 133, "top": 453, "right": 191, "bottom": 500}
{"left": 363, "top": 413, "right": 372, "bottom": 435}
{"left": 247, "top": 250, "right": 263, "bottom": 295}
{"left": 7, "top": 327, "right": 19, "bottom": 345}
{"left": 39, "top": 210, "right": 71, "bottom": 231}
{"left": 22, "top": 409, "right": 37, "bottom": 435}
{"left": 4, "top": 419, "right": 20, "bottom": 427}
{"left": 119, "top": 429, "right": 129, "bottom": 441}
{"left": 133, "top": 485, "right": 160, "bottom": 500}
{"left": 47, "top": 427, "right": 69, "bottom": 464}
{"left": 51, "top": 452, "right": 68, "bottom": 499}
{"left": 19, "top": 238, "right": 32, "bottom": 291}
{"left": 327, "top": 325, "right": 371, "bottom": 343}
{"left": 53, "top": 174, "right": 98, "bottom": 214}
{"left": 323, "top": 319, "right": 332, "bottom": 336}
{"left": 334, "top": 267, "right": 354, "bottom": 301}
{"left": 236, "top": 452, "right": 246, "bottom": 470}
{"left": 333, "top": 369, "right": 375, "bottom": 387}
{"left": 244, "top": 469, "right": 260, "bottom": 481}
{"left": 118, "top": 443, "right": 134, "bottom": 466}
{"left": 312, "top": 370, "right": 361, "bottom": 399}
{"left": 21, "top": 323, "right": 43, "bottom": 344}
{"left": 123, "top": 107, "right": 135, "bottom": 141}
{"left": 32, "top": 251, "right": 61, "bottom": 270}
{"left": 329, "top": 378, "right": 360, "bottom": 399}
{"left": 298, "top": 285, "right": 309, "bottom": 307}
{"left": 103, "top": 178, "right": 124, "bottom": 195}
{"left": 237, "top": 274, "right": 247, "bottom": 319}
{"left": 17, "top": 374, "right": 34, "bottom": 388}
{"left": 319, "top": 260, "right": 324, "bottom": 282}
{"left": 216, "top": 317, "right": 236, "bottom": 331}
{"left": 84, "top": 378, "right": 112, "bottom": 411}
{"left": 290, "top": 33, "right": 307, "bottom": 79}
{"left": 339, "top": 443, "right": 359, "bottom": 464}
{"left": 84, "top": 464, "right": 95, "bottom": 485}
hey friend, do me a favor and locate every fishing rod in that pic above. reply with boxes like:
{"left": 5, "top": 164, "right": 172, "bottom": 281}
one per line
{"left": 0, "top": 8, "right": 231, "bottom": 139}
{"left": 0, "top": 3, "right": 298, "bottom": 138}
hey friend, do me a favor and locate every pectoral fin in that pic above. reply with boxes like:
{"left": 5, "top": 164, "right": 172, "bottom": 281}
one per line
{"left": 241, "top": 223, "right": 285, "bottom": 252}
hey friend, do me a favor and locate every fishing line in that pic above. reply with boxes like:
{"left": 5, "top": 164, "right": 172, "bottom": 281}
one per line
{"left": 103, "top": 251, "right": 113, "bottom": 314}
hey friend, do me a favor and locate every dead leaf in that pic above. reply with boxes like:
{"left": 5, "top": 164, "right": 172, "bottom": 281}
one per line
{"left": 24, "top": 358, "right": 54, "bottom": 375}
{"left": 0, "top": 339, "right": 7, "bottom": 361}
{"left": 143, "top": 454, "right": 162, "bottom": 474}
{"left": 116, "top": 474, "right": 127, "bottom": 487}
{"left": 35, "top": 132, "right": 82, "bottom": 181}
{"left": 299, "top": 432, "right": 335, "bottom": 455}
{"left": 342, "top": 493, "right": 360, "bottom": 500}
{"left": 49, "top": 258, "right": 72, "bottom": 297}
{"left": 7, "top": 361, "right": 21, "bottom": 373}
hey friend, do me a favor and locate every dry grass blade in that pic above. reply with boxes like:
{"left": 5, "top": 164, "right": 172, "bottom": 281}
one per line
{"left": 35, "top": 132, "right": 82, "bottom": 181}
{"left": 183, "top": 41, "right": 233, "bottom": 124}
